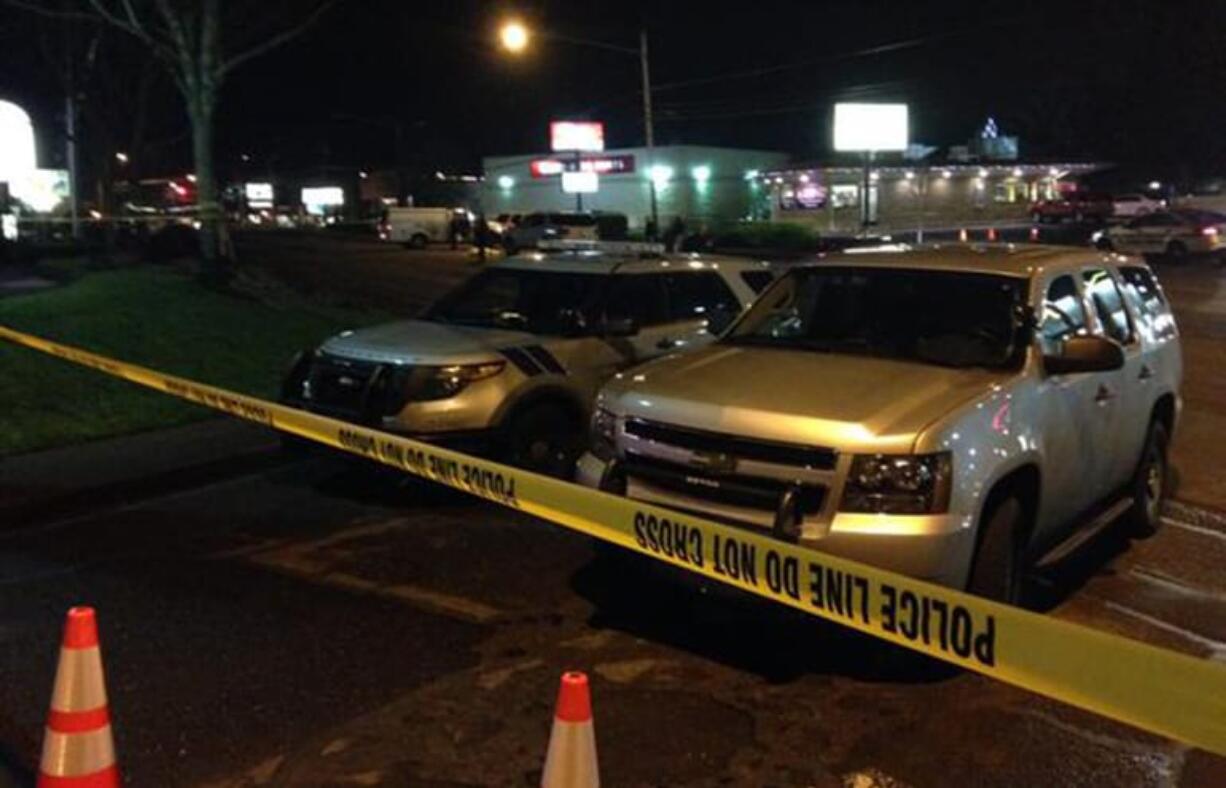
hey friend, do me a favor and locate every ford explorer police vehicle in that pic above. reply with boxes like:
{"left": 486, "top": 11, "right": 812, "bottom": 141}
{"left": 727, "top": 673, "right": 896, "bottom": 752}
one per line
{"left": 281, "top": 243, "right": 775, "bottom": 476}
{"left": 579, "top": 245, "right": 1181, "bottom": 604}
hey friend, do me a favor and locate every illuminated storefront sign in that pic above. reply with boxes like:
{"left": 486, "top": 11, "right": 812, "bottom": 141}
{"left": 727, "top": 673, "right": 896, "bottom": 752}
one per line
{"left": 550, "top": 121, "right": 605, "bottom": 152}
{"left": 561, "top": 170, "right": 599, "bottom": 194}
{"left": 245, "top": 182, "right": 274, "bottom": 207}
{"left": 530, "top": 154, "right": 636, "bottom": 178}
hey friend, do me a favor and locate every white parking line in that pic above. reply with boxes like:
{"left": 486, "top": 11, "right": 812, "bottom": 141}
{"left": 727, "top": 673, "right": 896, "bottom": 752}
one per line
{"left": 1102, "top": 601, "right": 1226, "bottom": 661}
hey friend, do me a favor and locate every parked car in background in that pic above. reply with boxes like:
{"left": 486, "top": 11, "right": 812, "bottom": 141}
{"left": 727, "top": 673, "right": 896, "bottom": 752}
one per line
{"left": 281, "top": 243, "right": 773, "bottom": 476}
{"left": 1112, "top": 193, "right": 1164, "bottom": 219}
{"left": 487, "top": 213, "right": 520, "bottom": 239}
{"left": 579, "top": 246, "right": 1181, "bottom": 604}
{"left": 502, "top": 211, "right": 628, "bottom": 253}
{"left": 1030, "top": 192, "right": 1113, "bottom": 223}
{"left": 1094, "top": 209, "right": 1226, "bottom": 263}
{"left": 379, "top": 206, "right": 462, "bottom": 248}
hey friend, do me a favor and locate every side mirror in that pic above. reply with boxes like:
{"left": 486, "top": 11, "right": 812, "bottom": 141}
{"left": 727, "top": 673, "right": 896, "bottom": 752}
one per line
{"left": 603, "top": 317, "right": 639, "bottom": 337}
{"left": 1043, "top": 335, "right": 1125, "bottom": 375}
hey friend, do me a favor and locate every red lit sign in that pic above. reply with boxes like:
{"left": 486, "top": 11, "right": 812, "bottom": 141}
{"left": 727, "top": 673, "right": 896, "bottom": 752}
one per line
{"left": 530, "top": 155, "right": 635, "bottom": 179}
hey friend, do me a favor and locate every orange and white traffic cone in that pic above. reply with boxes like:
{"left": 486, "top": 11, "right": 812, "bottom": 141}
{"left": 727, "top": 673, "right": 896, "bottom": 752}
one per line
{"left": 987, "top": 226, "right": 998, "bottom": 242}
{"left": 38, "top": 607, "right": 119, "bottom": 788}
{"left": 541, "top": 671, "right": 599, "bottom": 788}
{"left": 1030, "top": 225, "right": 1040, "bottom": 242}
{"left": 958, "top": 227, "right": 968, "bottom": 242}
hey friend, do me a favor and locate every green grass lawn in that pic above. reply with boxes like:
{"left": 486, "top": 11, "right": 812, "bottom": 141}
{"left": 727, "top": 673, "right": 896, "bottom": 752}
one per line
{"left": 0, "top": 266, "right": 380, "bottom": 455}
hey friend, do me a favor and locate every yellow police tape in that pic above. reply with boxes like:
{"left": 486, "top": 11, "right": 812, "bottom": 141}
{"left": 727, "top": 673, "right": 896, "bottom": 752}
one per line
{"left": 4, "top": 322, "right": 1225, "bottom": 755}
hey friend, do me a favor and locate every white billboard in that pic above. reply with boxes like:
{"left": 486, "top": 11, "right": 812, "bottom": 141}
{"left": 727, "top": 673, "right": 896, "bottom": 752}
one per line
{"left": 245, "top": 182, "right": 273, "bottom": 206}
{"left": 833, "top": 103, "right": 909, "bottom": 152}
{"left": 550, "top": 121, "right": 605, "bottom": 152}
{"left": 561, "top": 170, "right": 599, "bottom": 194}
{"left": 301, "top": 186, "right": 344, "bottom": 215}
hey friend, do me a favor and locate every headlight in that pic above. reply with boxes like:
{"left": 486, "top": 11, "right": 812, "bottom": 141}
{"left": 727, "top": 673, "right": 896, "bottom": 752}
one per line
{"left": 402, "top": 362, "right": 504, "bottom": 402}
{"left": 840, "top": 453, "right": 952, "bottom": 514}
{"left": 590, "top": 407, "right": 618, "bottom": 460}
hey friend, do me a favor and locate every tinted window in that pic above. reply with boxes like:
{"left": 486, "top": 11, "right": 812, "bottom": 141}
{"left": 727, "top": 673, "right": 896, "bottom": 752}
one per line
{"left": 556, "top": 214, "right": 597, "bottom": 227}
{"left": 740, "top": 270, "right": 776, "bottom": 294}
{"left": 663, "top": 272, "right": 740, "bottom": 324}
{"left": 726, "top": 267, "right": 1027, "bottom": 369}
{"left": 1083, "top": 269, "right": 1134, "bottom": 344}
{"left": 1128, "top": 213, "right": 1178, "bottom": 228}
{"left": 1039, "top": 275, "right": 1088, "bottom": 354}
{"left": 606, "top": 275, "right": 670, "bottom": 327}
{"left": 426, "top": 269, "right": 601, "bottom": 335}
{"left": 1119, "top": 266, "right": 1167, "bottom": 317}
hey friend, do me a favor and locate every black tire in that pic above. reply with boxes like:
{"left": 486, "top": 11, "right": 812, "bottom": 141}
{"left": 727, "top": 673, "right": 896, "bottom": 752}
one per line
{"left": 1166, "top": 240, "right": 1188, "bottom": 264}
{"left": 1096, "top": 236, "right": 1114, "bottom": 251}
{"left": 410, "top": 233, "right": 429, "bottom": 249}
{"left": 501, "top": 403, "right": 583, "bottom": 479}
{"left": 1124, "top": 420, "right": 1170, "bottom": 538}
{"left": 968, "top": 497, "right": 1027, "bottom": 605}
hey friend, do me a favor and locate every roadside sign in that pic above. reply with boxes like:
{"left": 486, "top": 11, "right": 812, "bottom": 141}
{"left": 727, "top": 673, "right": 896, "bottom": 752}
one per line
{"left": 551, "top": 121, "right": 605, "bottom": 153}
{"left": 561, "top": 171, "right": 599, "bottom": 194}
{"left": 833, "top": 103, "right": 909, "bottom": 152}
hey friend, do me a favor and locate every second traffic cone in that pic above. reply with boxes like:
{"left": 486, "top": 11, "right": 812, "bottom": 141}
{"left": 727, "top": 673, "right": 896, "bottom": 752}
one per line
{"left": 958, "top": 227, "right": 968, "bottom": 242}
{"left": 1030, "top": 225, "right": 1040, "bottom": 242}
{"left": 38, "top": 607, "right": 119, "bottom": 788}
{"left": 541, "top": 671, "right": 599, "bottom": 788}
{"left": 987, "top": 226, "right": 998, "bottom": 242}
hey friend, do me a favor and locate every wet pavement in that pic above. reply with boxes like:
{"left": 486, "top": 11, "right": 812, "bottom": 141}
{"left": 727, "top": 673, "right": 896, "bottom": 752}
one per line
{"left": 0, "top": 455, "right": 1225, "bottom": 786}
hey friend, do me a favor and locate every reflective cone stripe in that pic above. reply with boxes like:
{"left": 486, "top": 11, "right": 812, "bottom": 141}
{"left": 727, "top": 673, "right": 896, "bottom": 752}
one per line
{"left": 541, "top": 672, "right": 598, "bottom": 788}
{"left": 987, "top": 227, "right": 998, "bottom": 241}
{"left": 38, "top": 608, "right": 119, "bottom": 788}
{"left": 958, "top": 227, "right": 968, "bottom": 241}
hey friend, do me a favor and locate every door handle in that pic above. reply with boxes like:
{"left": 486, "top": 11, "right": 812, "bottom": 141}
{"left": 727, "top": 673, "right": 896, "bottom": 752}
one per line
{"left": 1138, "top": 364, "right": 1155, "bottom": 381}
{"left": 1094, "top": 384, "right": 1115, "bottom": 404}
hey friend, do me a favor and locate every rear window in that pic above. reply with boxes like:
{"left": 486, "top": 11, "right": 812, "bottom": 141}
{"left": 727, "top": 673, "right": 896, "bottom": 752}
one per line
{"left": 740, "top": 270, "right": 776, "bottom": 294}
{"left": 1119, "top": 266, "right": 1167, "bottom": 315}
{"left": 551, "top": 214, "right": 597, "bottom": 227}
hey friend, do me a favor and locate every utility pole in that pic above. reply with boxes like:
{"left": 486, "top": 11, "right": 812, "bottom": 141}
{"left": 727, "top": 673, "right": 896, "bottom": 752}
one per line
{"left": 640, "top": 30, "right": 658, "bottom": 238}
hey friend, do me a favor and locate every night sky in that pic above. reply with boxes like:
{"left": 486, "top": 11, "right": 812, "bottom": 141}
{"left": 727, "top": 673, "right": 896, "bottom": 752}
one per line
{"left": 3, "top": 0, "right": 1226, "bottom": 180}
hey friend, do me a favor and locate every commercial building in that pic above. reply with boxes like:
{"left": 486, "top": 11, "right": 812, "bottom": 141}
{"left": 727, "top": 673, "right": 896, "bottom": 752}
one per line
{"left": 482, "top": 145, "right": 789, "bottom": 230}
{"left": 757, "top": 161, "right": 1107, "bottom": 234}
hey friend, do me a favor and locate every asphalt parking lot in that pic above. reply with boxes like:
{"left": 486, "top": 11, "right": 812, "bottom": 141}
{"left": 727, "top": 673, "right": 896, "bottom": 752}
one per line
{"left": 4, "top": 233, "right": 1226, "bottom": 786}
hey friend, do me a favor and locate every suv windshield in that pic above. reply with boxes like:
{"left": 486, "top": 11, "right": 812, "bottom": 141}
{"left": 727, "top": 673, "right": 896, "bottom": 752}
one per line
{"left": 725, "top": 266, "right": 1028, "bottom": 369}
{"left": 426, "top": 268, "right": 603, "bottom": 335}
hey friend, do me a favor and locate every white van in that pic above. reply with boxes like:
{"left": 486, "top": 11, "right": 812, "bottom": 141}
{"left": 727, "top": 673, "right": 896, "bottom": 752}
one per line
{"left": 379, "top": 207, "right": 457, "bottom": 248}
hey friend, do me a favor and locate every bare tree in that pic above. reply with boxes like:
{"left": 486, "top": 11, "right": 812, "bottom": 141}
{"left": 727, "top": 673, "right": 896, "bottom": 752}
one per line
{"left": 13, "top": 0, "right": 338, "bottom": 279}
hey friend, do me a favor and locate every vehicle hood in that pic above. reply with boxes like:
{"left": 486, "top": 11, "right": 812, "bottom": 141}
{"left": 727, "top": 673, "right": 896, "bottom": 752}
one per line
{"left": 603, "top": 345, "right": 1006, "bottom": 453}
{"left": 318, "top": 319, "right": 533, "bottom": 365}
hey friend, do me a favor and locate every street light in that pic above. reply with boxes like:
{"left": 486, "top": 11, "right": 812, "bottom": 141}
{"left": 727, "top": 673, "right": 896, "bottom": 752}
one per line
{"left": 496, "top": 19, "right": 659, "bottom": 235}
{"left": 499, "top": 21, "right": 529, "bottom": 53}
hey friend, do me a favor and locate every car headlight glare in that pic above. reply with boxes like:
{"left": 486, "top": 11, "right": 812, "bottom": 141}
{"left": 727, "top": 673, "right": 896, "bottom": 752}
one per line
{"left": 402, "top": 362, "right": 505, "bottom": 402}
{"left": 841, "top": 452, "right": 952, "bottom": 514}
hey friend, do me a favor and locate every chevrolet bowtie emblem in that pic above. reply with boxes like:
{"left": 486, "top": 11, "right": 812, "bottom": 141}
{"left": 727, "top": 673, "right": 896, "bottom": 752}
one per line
{"left": 689, "top": 450, "right": 736, "bottom": 474}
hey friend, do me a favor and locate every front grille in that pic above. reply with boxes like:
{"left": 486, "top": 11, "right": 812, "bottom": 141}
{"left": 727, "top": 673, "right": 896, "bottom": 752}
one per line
{"left": 623, "top": 418, "right": 837, "bottom": 470}
{"left": 624, "top": 452, "right": 826, "bottom": 515}
{"left": 305, "top": 354, "right": 405, "bottom": 419}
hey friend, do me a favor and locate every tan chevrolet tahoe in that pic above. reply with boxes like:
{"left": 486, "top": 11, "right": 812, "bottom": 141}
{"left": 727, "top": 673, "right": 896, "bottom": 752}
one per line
{"left": 577, "top": 245, "right": 1182, "bottom": 604}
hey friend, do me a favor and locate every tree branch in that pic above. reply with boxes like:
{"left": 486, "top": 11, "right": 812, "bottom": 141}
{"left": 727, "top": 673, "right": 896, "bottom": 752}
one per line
{"left": 219, "top": 0, "right": 338, "bottom": 77}
{"left": 0, "top": 0, "right": 94, "bottom": 20}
